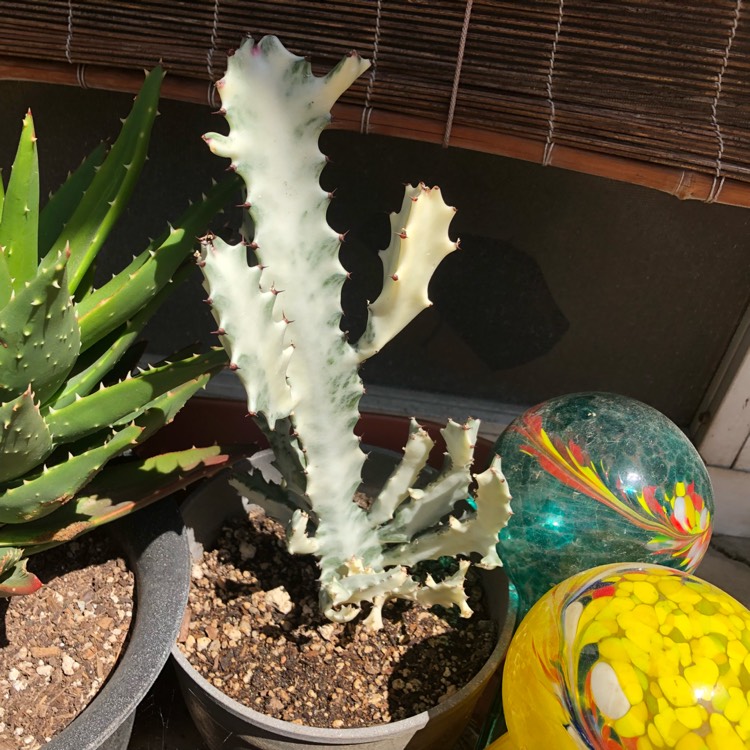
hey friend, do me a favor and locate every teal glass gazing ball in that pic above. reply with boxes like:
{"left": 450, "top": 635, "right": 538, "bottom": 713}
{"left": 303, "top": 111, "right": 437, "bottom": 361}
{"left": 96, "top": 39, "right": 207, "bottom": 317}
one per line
{"left": 494, "top": 392, "right": 713, "bottom": 618}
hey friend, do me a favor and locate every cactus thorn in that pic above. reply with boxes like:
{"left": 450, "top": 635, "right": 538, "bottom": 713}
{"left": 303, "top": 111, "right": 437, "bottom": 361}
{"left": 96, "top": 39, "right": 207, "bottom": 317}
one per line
{"left": 203, "top": 297, "right": 213, "bottom": 305}
{"left": 328, "top": 189, "right": 337, "bottom": 200}
{"left": 226, "top": 164, "right": 238, "bottom": 172}
{"left": 390, "top": 274, "right": 399, "bottom": 281}
{"left": 212, "top": 107, "right": 227, "bottom": 115}
{"left": 396, "top": 230, "right": 407, "bottom": 240}
{"left": 228, "top": 362, "right": 240, "bottom": 371}
{"left": 455, "top": 238, "right": 462, "bottom": 249}
{"left": 237, "top": 200, "right": 252, "bottom": 208}
{"left": 210, "top": 328, "right": 226, "bottom": 336}
{"left": 338, "top": 230, "right": 349, "bottom": 243}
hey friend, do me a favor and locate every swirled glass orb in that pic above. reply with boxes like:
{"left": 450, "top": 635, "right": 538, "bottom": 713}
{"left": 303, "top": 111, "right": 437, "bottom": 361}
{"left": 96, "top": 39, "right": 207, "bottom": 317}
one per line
{"left": 496, "top": 563, "right": 750, "bottom": 750}
{"left": 494, "top": 392, "right": 713, "bottom": 616}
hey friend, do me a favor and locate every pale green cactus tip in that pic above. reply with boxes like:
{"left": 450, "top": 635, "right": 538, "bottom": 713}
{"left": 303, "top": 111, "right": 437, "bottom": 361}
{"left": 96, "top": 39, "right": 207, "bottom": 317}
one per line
{"left": 200, "top": 35, "right": 513, "bottom": 631}
{"left": 0, "top": 69, "right": 246, "bottom": 597}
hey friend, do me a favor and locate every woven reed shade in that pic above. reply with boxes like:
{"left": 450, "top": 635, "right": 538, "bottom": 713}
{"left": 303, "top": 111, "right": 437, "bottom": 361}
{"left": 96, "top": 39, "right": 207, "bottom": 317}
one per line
{"left": 2, "top": 1, "right": 750, "bottom": 207}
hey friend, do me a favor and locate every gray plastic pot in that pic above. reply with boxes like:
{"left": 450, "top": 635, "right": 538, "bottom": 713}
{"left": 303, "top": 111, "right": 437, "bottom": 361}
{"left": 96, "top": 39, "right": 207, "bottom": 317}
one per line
{"left": 172, "top": 450, "right": 518, "bottom": 750}
{"left": 44, "top": 498, "right": 191, "bottom": 750}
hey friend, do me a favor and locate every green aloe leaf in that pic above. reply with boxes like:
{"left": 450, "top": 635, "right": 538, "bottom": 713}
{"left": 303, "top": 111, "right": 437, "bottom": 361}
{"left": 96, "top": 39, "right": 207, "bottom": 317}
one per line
{"left": 42, "top": 67, "right": 164, "bottom": 293}
{"left": 44, "top": 348, "right": 226, "bottom": 445}
{"left": 76, "top": 175, "right": 240, "bottom": 351}
{"left": 0, "top": 175, "right": 9, "bottom": 308}
{"left": 126, "top": 368, "right": 219, "bottom": 447}
{"left": 0, "top": 250, "right": 80, "bottom": 404}
{"left": 0, "top": 389, "right": 53, "bottom": 483}
{"left": 0, "top": 111, "right": 39, "bottom": 298}
{"left": 0, "top": 445, "right": 248, "bottom": 551}
{"left": 0, "top": 423, "right": 142, "bottom": 523}
{"left": 38, "top": 142, "right": 107, "bottom": 260}
{"left": 44, "top": 261, "right": 192, "bottom": 411}
{"left": 0, "top": 556, "right": 42, "bottom": 596}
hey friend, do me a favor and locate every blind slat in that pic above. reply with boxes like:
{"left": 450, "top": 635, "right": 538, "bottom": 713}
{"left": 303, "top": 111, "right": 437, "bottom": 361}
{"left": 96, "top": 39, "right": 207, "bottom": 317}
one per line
{"left": 0, "top": 0, "right": 748, "bottom": 206}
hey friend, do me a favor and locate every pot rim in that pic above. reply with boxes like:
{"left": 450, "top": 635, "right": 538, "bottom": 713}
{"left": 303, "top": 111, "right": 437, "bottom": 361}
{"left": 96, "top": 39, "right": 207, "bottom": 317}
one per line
{"left": 46, "top": 498, "right": 191, "bottom": 750}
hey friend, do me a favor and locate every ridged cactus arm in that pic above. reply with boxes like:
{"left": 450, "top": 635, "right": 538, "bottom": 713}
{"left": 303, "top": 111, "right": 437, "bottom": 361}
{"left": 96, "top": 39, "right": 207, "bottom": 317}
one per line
{"left": 204, "top": 36, "right": 378, "bottom": 580}
{"left": 367, "top": 419, "right": 434, "bottom": 527}
{"left": 0, "top": 111, "right": 39, "bottom": 293}
{"left": 199, "top": 235, "right": 294, "bottom": 424}
{"left": 382, "top": 455, "right": 512, "bottom": 570}
{"left": 379, "top": 419, "right": 479, "bottom": 542}
{"left": 355, "top": 184, "right": 459, "bottom": 361}
{"left": 204, "top": 37, "right": 513, "bottom": 630}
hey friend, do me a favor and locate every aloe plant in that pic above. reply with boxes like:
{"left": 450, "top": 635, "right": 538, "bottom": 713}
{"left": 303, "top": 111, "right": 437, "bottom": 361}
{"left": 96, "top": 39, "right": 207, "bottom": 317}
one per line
{"left": 199, "top": 36, "right": 512, "bottom": 630}
{"left": 0, "top": 69, "right": 243, "bottom": 595}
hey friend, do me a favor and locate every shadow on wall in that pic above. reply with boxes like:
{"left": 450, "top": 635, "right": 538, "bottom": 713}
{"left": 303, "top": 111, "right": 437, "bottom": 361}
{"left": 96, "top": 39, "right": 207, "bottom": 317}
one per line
{"left": 343, "top": 215, "right": 568, "bottom": 375}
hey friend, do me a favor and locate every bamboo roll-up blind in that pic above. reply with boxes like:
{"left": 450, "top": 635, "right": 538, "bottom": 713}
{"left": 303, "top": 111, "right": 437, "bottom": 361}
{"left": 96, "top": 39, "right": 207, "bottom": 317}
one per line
{"left": 2, "top": 1, "right": 750, "bottom": 207}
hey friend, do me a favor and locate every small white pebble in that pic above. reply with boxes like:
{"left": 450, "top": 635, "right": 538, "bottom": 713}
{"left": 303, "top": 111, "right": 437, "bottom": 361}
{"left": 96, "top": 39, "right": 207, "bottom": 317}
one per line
{"left": 61, "top": 655, "right": 79, "bottom": 676}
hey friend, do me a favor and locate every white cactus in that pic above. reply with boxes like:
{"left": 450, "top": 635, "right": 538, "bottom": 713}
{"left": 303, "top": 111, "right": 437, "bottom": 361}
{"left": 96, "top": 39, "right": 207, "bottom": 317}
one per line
{"left": 199, "top": 36, "right": 512, "bottom": 629}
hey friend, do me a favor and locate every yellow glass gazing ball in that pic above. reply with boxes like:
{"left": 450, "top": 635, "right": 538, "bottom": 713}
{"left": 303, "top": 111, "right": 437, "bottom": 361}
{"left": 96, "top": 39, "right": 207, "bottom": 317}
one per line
{"left": 497, "top": 563, "right": 750, "bottom": 750}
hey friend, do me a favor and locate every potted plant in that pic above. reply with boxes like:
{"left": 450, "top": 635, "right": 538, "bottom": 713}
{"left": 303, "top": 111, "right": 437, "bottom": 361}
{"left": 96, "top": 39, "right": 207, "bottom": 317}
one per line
{"left": 171, "top": 36, "right": 517, "bottom": 750}
{"left": 0, "top": 68, "right": 245, "bottom": 749}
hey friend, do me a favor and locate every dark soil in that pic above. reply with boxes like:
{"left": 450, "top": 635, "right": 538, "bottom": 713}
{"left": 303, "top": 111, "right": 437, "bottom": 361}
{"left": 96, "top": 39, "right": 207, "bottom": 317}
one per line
{"left": 177, "top": 506, "right": 497, "bottom": 729}
{"left": 0, "top": 531, "right": 134, "bottom": 749}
